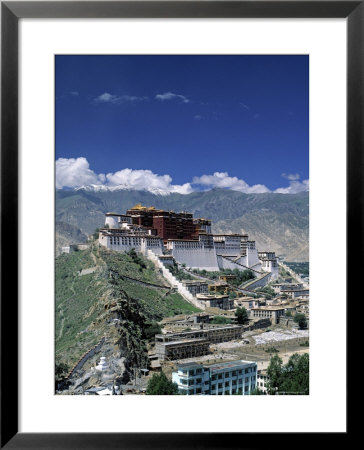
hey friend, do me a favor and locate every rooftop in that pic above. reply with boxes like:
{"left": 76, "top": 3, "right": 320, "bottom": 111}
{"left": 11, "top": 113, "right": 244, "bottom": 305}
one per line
{"left": 204, "top": 360, "right": 255, "bottom": 371}
{"left": 251, "top": 306, "right": 285, "bottom": 311}
{"left": 106, "top": 212, "right": 131, "bottom": 217}
{"left": 160, "top": 338, "right": 209, "bottom": 346}
{"left": 196, "top": 294, "right": 229, "bottom": 300}
{"left": 177, "top": 362, "right": 203, "bottom": 369}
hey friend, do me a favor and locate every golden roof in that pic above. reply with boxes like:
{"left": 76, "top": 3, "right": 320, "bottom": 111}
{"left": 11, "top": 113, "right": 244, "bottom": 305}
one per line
{"left": 131, "top": 203, "right": 156, "bottom": 211}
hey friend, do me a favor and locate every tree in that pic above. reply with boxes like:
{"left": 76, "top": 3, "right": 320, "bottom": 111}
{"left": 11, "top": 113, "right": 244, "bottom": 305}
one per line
{"left": 280, "top": 353, "right": 309, "bottom": 395}
{"left": 143, "top": 321, "right": 162, "bottom": 341}
{"left": 92, "top": 227, "right": 100, "bottom": 240}
{"left": 266, "top": 353, "right": 309, "bottom": 395}
{"left": 294, "top": 313, "right": 307, "bottom": 329}
{"left": 235, "top": 307, "right": 249, "bottom": 325}
{"left": 210, "top": 316, "right": 231, "bottom": 325}
{"left": 266, "top": 354, "right": 283, "bottom": 395}
{"left": 146, "top": 371, "right": 179, "bottom": 395}
{"left": 55, "top": 360, "right": 69, "bottom": 381}
{"left": 127, "top": 248, "right": 147, "bottom": 270}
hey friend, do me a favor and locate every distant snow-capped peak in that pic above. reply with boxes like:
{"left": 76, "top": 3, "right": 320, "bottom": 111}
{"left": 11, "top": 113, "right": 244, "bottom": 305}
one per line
{"left": 74, "top": 184, "right": 172, "bottom": 196}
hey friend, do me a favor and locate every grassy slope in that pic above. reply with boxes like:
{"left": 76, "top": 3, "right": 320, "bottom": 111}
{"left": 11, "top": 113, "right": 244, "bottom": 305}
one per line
{"left": 100, "top": 249, "right": 201, "bottom": 318}
{"left": 55, "top": 246, "right": 200, "bottom": 367}
{"left": 55, "top": 249, "right": 106, "bottom": 366}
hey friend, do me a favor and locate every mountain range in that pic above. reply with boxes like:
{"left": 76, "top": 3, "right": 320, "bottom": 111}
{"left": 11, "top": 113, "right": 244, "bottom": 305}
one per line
{"left": 56, "top": 188, "right": 309, "bottom": 261}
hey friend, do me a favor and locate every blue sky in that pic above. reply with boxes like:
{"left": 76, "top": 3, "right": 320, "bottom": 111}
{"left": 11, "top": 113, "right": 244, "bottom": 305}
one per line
{"left": 56, "top": 55, "right": 309, "bottom": 194}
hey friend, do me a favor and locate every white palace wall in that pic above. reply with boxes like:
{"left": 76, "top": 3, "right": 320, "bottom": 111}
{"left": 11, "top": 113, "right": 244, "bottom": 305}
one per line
{"left": 217, "top": 255, "right": 243, "bottom": 271}
{"left": 146, "top": 251, "right": 206, "bottom": 310}
{"left": 171, "top": 247, "right": 220, "bottom": 272}
{"left": 246, "top": 245, "right": 260, "bottom": 268}
{"left": 99, "top": 234, "right": 163, "bottom": 256}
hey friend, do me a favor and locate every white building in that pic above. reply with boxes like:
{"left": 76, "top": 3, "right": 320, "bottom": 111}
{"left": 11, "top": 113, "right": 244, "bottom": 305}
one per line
{"left": 257, "top": 369, "right": 269, "bottom": 394}
{"left": 99, "top": 213, "right": 163, "bottom": 256}
{"left": 172, "top": 360, "right": 257, "bottom": 395}
{"left": 105, "top": 212, "right": 132, "bottom": 229}
{"left": 258, "top": 251, "right": 279, "bottom": 279}
{"left": 251, "top": 306, "right": 285, "bottom": 324}
{"left": 98, "top": 211, "right": 279, "bottom": 283}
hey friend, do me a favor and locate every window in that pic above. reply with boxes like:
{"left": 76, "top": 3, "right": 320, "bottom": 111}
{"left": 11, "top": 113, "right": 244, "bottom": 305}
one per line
{"left": 218, "top": 383, "right": 223, "bottom": 389}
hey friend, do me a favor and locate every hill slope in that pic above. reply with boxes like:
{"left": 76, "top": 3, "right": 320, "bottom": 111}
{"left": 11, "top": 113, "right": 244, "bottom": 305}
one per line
{"left": 56, "top": 221, "right": 88, "bottom": 256}
{"left": 55, "top": 245, "right": 200, "bottom": 369}
{"left": 56, "top": 189, "right": 309, "bottom": 261}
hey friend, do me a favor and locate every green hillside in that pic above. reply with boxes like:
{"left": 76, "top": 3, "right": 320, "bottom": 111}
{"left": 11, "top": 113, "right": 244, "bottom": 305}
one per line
{"left": 55, "top": 245, "right": 200, "bottom": 369}
{"left": 56, "top": 188, "right": 309, "bottom": 261}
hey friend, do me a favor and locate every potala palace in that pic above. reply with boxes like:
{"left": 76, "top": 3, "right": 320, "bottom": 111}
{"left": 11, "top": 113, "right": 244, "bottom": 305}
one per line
{"left": 98, "top": 204, "right": 279, "bottom": 282}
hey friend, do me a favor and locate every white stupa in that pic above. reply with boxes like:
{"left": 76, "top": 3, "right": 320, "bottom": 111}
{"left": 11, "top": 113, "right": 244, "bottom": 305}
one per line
{"left": 96, "top": 356, "right": 108, "bottom": 372}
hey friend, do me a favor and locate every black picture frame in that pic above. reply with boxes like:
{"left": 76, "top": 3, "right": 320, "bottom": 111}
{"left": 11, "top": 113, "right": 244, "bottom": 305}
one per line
{"left": 1, "top": 1, "right": 356, "bottom": 448}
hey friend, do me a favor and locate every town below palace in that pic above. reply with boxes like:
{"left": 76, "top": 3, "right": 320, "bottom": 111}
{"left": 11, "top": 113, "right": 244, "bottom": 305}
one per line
{"left": 60, "top": 204, "right": 309, "bottom": 396}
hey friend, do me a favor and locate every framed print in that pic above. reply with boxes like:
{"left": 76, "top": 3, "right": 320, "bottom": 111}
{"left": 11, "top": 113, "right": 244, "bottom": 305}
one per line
{"left": 1, "top": 1, "right": 357, "bottom": 447}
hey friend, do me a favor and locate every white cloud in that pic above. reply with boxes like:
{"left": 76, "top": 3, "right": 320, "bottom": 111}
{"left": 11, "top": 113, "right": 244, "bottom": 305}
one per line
{"left": 70, "top": 91, "right": 79, "bottom": 96}
{"left": 274, "top": 173, "right": 309, "bottom": 193}
{"left": 104, "top": 168, "right": 193, "bottom": 194}
{"left": 93, "top": 92, "right": 148, "bottom": 104}
{"left": 94, "top": 92, "right": 120, "bottom": 103}
{"left": 56, "top": 158, "right": 308, "bottom": 195}
{"left": 193, "top": 172, "right": 271, "bottom": 194}
{"left": 274, "top": 179, "right": 309, "bottom": 194}
{"left": 56, "top": 158, "right": 193, "bottom": 194}
{"left": 155, "top": 92, "right": 190, "bottom": 103}
{"left": 56, "top": 157, "right": 105, "bottom": 189}
{"left": 282, "top": 173, "right": 300, "bottom": 181}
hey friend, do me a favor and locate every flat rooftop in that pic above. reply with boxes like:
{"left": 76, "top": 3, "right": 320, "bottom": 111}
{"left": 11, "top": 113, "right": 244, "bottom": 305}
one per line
{"left": 251, "top": 307, "right": 285, "bottom": 311}
{"left": 177, "top": 362, "right": 203, "bottom": 369}
{"left": 205, "top": 360, "right": 255, "bottom": 371}
{"left": 159, "top": 339, "right": 209, "bottom": 346}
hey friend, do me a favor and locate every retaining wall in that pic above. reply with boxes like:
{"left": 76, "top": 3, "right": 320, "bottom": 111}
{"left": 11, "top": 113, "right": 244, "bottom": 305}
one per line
{"left": 279, "top": 262, "right": 309, "bottom": 288}
{"left": 146, "top": 251, "right": 205, "bottom": 310}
